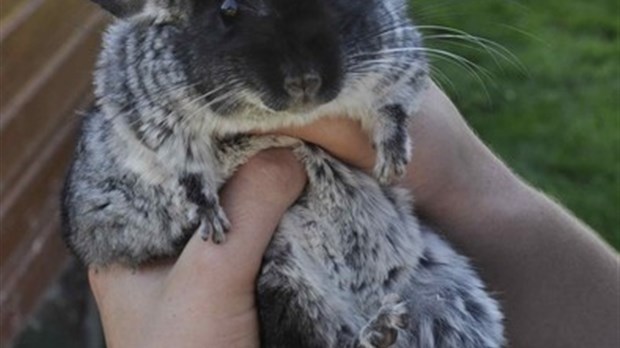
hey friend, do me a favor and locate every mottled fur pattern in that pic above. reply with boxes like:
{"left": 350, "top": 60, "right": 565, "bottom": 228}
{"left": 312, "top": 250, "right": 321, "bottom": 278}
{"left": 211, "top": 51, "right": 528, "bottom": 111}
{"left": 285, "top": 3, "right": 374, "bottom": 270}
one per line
{"left": 62, "top": 0, "right": 504, "bottom": 346}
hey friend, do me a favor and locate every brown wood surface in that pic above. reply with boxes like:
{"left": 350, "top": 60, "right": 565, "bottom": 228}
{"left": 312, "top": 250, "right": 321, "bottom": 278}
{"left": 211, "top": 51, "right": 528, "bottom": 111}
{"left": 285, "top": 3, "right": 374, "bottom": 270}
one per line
{"left": 0, "top": 0, "right": 107, "bottom": 345}
{"left": 0, "top": 0, "right": 36, "bottom": 23}
{"left": 0, "top": 0, "right": 97, "bottom": 111}
{"left": 0, "top": 13, "right": 105, "bottom": 198}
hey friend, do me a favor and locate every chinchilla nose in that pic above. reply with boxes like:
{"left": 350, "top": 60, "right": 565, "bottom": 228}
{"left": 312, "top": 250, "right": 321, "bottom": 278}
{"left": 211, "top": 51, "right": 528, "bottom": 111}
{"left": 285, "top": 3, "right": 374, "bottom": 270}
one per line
{"left": 284, "top": 73, "right": 322, "bottom": 100}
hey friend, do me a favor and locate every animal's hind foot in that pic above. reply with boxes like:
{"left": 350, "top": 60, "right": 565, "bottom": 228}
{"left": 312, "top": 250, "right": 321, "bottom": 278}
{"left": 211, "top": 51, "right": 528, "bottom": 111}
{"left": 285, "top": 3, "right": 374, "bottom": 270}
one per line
{"left": 357, "top": 294, "right": 408, "bottom": 348}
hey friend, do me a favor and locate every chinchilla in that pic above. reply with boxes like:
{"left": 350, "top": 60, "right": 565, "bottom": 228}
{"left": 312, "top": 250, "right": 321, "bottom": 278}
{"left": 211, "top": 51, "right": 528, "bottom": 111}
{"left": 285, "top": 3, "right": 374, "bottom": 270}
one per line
{"left": 61, "top": 0, "right": 504, "bottom": 346}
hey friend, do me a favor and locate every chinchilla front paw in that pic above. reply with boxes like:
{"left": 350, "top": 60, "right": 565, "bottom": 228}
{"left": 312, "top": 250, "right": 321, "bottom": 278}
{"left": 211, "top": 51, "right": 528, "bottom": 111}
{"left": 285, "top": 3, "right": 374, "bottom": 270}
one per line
{"left": 372, "top": 103, "right": 412, "bottom": 185}
{"left": 357, "top": 294, "right": 409, "bottom": 348}
{"left": 373, "top": 148, "right": 409, "bottom": 186}
{"left": 194, "top": 200, "right": 230, "bottom": 244}
{"left": 181, "top": 174, "right": 231, "bottom": 244}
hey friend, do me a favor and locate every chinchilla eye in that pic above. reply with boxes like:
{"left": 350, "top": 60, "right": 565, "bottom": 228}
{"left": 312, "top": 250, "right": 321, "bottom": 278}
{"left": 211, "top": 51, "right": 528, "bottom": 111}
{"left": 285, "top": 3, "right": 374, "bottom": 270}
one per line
{"left": 220, "top": 0, "right": 239, "bottom": 19}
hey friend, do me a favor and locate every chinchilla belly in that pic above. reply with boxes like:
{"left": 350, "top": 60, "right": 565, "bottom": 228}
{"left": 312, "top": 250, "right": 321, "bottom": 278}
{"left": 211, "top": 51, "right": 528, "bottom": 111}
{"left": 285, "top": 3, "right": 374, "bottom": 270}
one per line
{"left": 255, "top": 145, "right": 504, "bottom": 348}
{"left": 258, "top": 144, "right": 424, "bottom": 320}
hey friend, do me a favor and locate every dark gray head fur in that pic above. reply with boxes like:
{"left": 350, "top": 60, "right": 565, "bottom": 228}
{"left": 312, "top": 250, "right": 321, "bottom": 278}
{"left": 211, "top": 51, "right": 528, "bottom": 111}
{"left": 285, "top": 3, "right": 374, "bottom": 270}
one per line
{"left": 93, "top": 0, "right": 426, "bottom": 140}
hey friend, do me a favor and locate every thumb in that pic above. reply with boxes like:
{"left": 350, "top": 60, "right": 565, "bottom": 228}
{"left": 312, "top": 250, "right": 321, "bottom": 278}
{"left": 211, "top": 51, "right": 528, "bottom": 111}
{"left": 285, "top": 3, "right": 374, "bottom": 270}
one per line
{"left": 170, "top": 148, "right": 307, "bottom": 294}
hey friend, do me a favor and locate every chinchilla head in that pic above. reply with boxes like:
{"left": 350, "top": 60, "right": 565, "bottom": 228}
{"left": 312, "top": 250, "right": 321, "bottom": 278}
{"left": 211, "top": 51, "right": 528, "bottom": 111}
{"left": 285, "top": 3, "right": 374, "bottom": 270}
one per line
{"left": 92, "top": 0, "right": 425, "bottom": 129}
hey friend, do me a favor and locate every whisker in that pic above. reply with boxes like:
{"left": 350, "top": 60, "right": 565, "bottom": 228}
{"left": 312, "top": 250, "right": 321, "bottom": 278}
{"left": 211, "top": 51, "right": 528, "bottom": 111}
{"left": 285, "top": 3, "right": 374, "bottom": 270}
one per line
{"left": 344, "top": 24, "right": 411, "bottom": 51}
{"left": 109, "top": 82, "right": 201, "bottom": 128}
{"left": 413, "top": 0, "right": 465, "bottom": 21}
{"left": 347, "top": 43, "right": 494, "bottom": 101}
{"left": 499, "top": 24, "right": 549, "bottom": 47}
{"left": 423, "top": 51, "right": 492, "bottom": 103}
{"left": 418, "top": 25, "right": 528, "bottom": 75}
{"left": 185, "top": 88, "right": 242, "bottom": 120}
{"left": 156, "top": 81, "right": 201, "bottom": 98}
{"left": 350, "top": 56, "right": 420, "bottom": 75}
{"left": 181, "top": 82, "right": 240, "bottom": 110}
{"left": 429, "top": 65, "right": 458, "bottom": 98}
{"left": 356, "top": 47, "right": 492, "bottom": 75}
{"left": 427, "top": 38, "right": 507, "bottom": 73}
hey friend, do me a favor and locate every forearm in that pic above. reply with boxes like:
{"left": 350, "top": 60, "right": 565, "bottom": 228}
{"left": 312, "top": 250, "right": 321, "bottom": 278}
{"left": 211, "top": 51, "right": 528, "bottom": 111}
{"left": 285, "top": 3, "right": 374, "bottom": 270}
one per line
{"left": 424, "top": 174, "right": 618, "bottom": 347}
{"left": 405, "top": 83, "right": 620, "bottom": 348}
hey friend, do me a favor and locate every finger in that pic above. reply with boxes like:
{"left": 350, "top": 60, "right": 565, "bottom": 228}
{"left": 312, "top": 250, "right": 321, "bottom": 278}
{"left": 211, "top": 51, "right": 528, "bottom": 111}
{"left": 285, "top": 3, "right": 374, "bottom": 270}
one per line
{"left": 274, "top": 117, "right": 377, "bottom": 172}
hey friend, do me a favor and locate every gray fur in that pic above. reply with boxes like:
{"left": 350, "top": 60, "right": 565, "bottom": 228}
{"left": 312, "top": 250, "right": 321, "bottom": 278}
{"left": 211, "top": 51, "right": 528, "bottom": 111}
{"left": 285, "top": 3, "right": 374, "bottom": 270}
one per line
{"left": 62, "top": 0, "right": 504, "bottom": 346}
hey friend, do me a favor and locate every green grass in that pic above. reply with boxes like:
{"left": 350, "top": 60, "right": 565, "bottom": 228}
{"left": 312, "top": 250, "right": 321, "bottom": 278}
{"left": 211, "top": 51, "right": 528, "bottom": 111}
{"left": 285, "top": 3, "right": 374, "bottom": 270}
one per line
{"left": 409, "top": 0, "right": 620, "bottom": 249}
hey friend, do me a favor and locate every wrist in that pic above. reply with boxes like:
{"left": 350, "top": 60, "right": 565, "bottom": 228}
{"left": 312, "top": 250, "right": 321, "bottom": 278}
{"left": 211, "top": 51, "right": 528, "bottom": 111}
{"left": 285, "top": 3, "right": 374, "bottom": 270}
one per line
{"left": 403, "top": 81, "right": 522, "bottom": 216}
{"left": 136, "top": 304, "right": 260, "bottom": 348}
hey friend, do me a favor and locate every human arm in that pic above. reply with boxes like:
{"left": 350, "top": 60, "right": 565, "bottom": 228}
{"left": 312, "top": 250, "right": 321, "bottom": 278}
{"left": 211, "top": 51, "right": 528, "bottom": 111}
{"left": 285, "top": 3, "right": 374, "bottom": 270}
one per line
{"left": 403, "top": 82, "right": 620, "bottom": 348}
{"left": 88, "top": 149, "right": 308, "bottom": 348}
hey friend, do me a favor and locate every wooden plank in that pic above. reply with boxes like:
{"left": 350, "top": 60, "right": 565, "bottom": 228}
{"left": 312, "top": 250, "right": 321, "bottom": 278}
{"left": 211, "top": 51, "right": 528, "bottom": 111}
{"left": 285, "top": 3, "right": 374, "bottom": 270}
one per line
{"left": 0, "top": 0, "right": 36, "bottom": 24}
{"left": 0, "top": 0, "right": 100, "bottom": 111}
{"left": 0, "top": 14, "right": 104, "bottom": 199}
{"left": 0, "top": 1, "right": 109, "bottom": 345}
{"left": 0, "top": 103, "right": 81, "bottom": 277}
{"left": 0, "top": 222, "right": 70, "bottom": 346}
{"left": 0, "top": 114, "right": 78, "bottom": 346}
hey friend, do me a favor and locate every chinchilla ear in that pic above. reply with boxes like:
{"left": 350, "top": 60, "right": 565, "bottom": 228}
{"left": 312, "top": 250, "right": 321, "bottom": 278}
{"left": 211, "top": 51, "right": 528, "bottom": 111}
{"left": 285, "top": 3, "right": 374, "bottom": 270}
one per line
{"left": 91, "top": 0, "right": 146, "bottom": 18}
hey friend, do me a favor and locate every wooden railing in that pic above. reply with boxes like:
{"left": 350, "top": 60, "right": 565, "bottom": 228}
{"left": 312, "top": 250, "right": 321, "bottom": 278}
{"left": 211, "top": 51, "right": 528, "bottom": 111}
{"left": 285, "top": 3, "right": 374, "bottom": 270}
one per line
{"left": 0, "top": 1, "right": 107, "bottom": 345}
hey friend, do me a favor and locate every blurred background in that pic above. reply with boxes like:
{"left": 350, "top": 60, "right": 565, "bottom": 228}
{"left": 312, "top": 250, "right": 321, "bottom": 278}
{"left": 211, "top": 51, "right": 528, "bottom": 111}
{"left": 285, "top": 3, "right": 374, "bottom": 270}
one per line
{"left": 0, "top": 0, "right": 618, "bottom": 346}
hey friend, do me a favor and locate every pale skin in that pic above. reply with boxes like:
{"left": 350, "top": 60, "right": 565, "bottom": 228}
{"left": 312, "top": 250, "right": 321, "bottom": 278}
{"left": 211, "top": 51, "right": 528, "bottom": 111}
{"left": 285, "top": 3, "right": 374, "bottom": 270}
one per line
{"left": 89, "top": 82, "right": 620, "bottom": 348}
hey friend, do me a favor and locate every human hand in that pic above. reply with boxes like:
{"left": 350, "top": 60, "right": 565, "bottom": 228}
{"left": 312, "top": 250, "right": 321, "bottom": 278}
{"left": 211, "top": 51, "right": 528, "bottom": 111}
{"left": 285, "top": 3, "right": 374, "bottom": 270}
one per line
{"left": 273, "top": 80, "right": 511, "bottom": 214}
{"left": 88, "top": 149, "right": 307, "bottom": 348}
